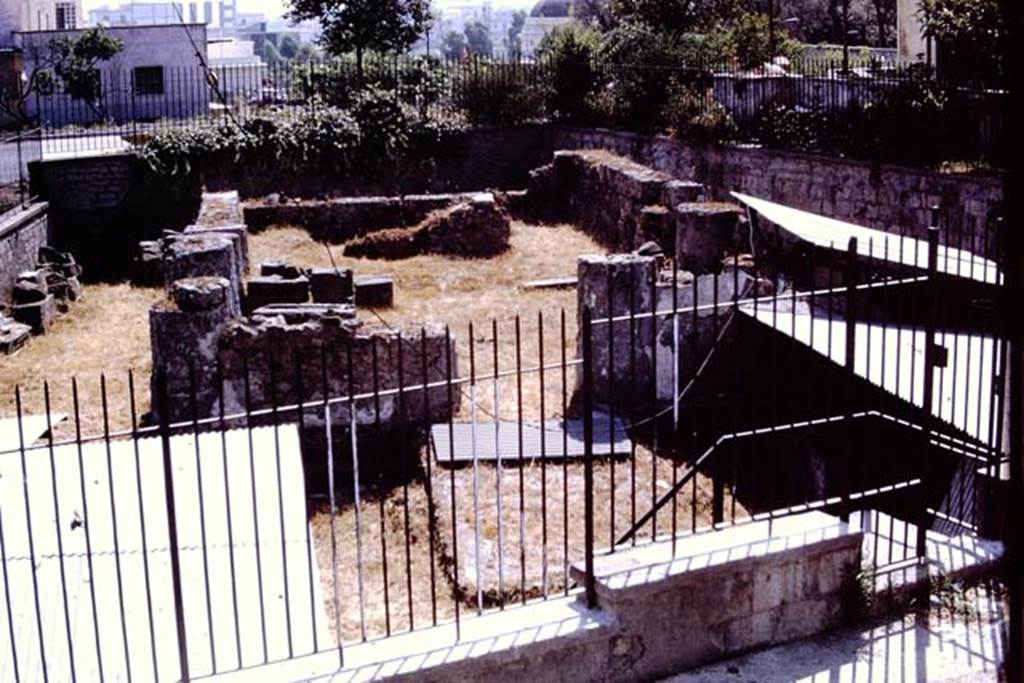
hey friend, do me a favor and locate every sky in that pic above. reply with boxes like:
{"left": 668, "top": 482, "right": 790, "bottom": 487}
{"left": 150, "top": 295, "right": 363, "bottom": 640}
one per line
{"left": 81, "top": 0, "right": 540, "bottom": 21}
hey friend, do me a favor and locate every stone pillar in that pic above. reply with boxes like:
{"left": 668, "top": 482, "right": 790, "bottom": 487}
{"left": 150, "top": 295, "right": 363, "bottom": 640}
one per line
{"left": 577, "top": 254, "right": 657, "bottom": 403}
{"left": 163, "top": 234, "right": 242, "bottom": 315}
{"left": 150, "top": 276, "right": 235, "bottom": 423}
{"left": 674, "top": 203, "right": 744, "bottom": 274}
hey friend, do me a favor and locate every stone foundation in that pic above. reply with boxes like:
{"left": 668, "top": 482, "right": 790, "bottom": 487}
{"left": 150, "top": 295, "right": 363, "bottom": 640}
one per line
{"left": 343, "top": 193, "right": 512, "bottom": 260}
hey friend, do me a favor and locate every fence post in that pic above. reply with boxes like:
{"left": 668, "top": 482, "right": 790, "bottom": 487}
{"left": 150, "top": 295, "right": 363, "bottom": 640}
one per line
{"left": 917, "top": 209, "right": 942, "bottom": 559}
{"left": 156, "top": 369, "right": 191, "bottom": 682}
{"left": 15, "top": 129, "right": 24, "bottom": 205}
{"left": 841, "top": 237, "right": 858, "bottom": 523}
{"left": 581, "top": 306, "right": 597, "bottom": 609}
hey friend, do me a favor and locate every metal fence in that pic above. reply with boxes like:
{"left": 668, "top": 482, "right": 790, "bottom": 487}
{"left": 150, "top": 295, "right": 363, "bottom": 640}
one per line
{"left": 0, "top": 210, "right": 1009, "bottom": 680}
{"left": 18, "top": 56, "right": 1008, "bottom": 169}
{"left": 0, "top": 129, "right": 40, "bottom": 216}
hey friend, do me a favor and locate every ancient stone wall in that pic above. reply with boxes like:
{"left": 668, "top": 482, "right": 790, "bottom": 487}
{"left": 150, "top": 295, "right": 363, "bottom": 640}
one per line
{"left": 552, "top": 127, "right": 1004, "bottom": 259}
{"left": 243, "top": 194, "right": 464, "bottom": 240}
{"left": 0, "top": 202, "right": 49, "bottom": 306}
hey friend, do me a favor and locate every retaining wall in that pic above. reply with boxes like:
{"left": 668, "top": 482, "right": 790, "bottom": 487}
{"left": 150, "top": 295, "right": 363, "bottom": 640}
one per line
{"left": 551, "top": 128, "right": 1005, "bottom": 259}
{"left": 0, "top": 202, "right": 49, "bottom": 306}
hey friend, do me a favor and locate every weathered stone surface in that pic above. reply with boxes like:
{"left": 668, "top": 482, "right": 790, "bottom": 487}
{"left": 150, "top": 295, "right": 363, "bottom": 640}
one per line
{"left": 354, "top": 276, "right": 394, "bottom": 308}
{"left": 216, "top": 317, "right": 459, "bottom": 429}
{"left": 12, "top": 279, "right": 46, "bottom": 305}
{"left": 163, "top": 234, "right": 241, "bottom": 315}
{"left": 171, "top": 276, "right": 231, "bottom": 312}
{"left": 309, "top": 267, "right": 354, "bottom": 303}
{"left": 243, "top": 193, "right": 466, "bottom": 241}
{"left": 184, "top": 222, "right": 250, "bottom": 274}
{"left": 260, "top": 261, "right": 303, "bottom": 279}
{"left": 246, "top": 275, "right": 310, "bottom": 312}
{"left": 0, "top": 203, "right": 49, "bottom": 307}
{"left": 0, "top": 315, "right": 31, "bottom": 354}
{"left": 195, "top": 190, "right": 244, "bottom": 227}
{"left": 343, "top": 193, "right": 512, "bottom": 260}
{"left": 523, "top": 150, "right": 698, "bottom": 252}
{"left": 577, "top": 253, "right": 657, "bottom": 402}
{"left": 251, "top": 302, "right": 357, "bottom": 324}
{"left": 13, "top": 294, "right": 57, "bottom": 334}
{"left": 674, "top": 202, "right": 744, "bottom": 273}
{"left": 134, "top": 240, "right": 164, "bottom": 286}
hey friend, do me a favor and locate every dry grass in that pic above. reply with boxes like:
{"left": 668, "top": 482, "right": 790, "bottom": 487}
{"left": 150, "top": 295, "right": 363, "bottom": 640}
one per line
{"left": 309, "top": 444, "right": 746, "bottom": 644}
{"left": 0, "top": 283, "right": 164, "bottom": 438}
{"left": 250, "top": 220, "right": 604, "bottom": 421}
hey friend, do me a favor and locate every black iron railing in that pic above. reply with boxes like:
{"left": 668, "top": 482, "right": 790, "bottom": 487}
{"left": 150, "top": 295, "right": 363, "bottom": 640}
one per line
{"left": 0, "top": 213, "right": 1010, "bottom": 681}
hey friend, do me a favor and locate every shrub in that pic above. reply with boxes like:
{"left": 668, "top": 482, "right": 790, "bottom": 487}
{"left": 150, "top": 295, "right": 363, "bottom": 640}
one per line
{"left": 453, "top": 60, "right": 547, "bottom": 125}
{"left": 662, "top": 83, "right": 738, "bottom": 145}
{"left": 537, "top": 25, "right": 603, "bottom": 123}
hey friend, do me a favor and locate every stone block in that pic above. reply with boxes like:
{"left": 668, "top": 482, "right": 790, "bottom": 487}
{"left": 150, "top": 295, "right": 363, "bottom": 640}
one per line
{"left": 246, "top": 275, "right": 310, "bottom": 312}
{"left": 163, "top": 234, "right": 241, "bottom": 315}
{"left": 310, "top": 267, "right": 354, "bottom": 303}
{"left": 133, "top": 240, "right": 164, "bottom": 286}
{"left": 0, "top": 317, "right": 31, "bottom": 354}
{"left": 260, "top": 260, "right": 303, "bottom": 279}
{"left": 662, "top": 180, "right": 704, "bottom": 207}
{"left": 171, "top": 276, "right": 231, "bottom": 312}
{"left": 185, "top": 222, "right": 250, "bottom": 274}
{"left": 13, "top": 294, "right": 57, "bottom": 334}
{"left": 674, "top": 202, "right": 744, "bottom": 273}
{"left": 354, "top": 276, "right": 394, "bottom": 308}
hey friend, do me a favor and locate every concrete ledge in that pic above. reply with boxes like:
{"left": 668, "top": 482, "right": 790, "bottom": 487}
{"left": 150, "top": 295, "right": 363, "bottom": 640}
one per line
{"left": 207, "top": 595, "right": 617, "bottom": 683}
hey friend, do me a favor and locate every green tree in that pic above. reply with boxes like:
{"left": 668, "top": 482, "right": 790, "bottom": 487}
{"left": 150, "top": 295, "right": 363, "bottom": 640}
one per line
{"left": 261, "top": 40, "right": 283, "bottom": 65}
{"left": 464, "top": 21, "right": 493, "bottom": 57}
{"left": 506, "top": 10, "right": 526, "bottom": 58}
{"left": 287, "top": 0, "right": 431, "bottom": 78}
{"left": 442, "top": 31, "right": 467, "bottom": 60}
{"left": 918, "top": 0, "right": 1004, "bottom": 82}
{"left": 537, "top": 24, "right": 603, "bottom": 121}
{"left": 279, "top": 34, "right": 300, "bottom": 59}
{"left": 2, "top": 28, "right": 123, "bottom": 123}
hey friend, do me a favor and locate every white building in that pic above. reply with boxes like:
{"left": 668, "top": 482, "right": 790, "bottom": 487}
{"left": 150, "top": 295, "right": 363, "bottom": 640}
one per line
{"left": 1, "top": 0, "right": 83, "bottom": 45}
{"left": 521, "top": 0, "right": 576, "bottom": 58}
{"left": 16, "top": 23, "right": 209, "bottom": 125}
{"left": 88, "top": 0, "right": 239, "bottom": 30}
{"left": 208, "top": 36, "right": 264, "bottom": 102}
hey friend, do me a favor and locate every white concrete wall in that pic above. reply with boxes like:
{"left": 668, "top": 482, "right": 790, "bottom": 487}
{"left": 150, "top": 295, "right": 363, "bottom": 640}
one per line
{"left": 17, "top": 23, "right": 210, "bottom": 125}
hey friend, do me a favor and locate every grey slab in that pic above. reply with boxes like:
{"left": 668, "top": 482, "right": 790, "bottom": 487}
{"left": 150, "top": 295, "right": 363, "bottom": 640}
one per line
{"left": 431, "top": 411, "right": 632, "bottom": 463}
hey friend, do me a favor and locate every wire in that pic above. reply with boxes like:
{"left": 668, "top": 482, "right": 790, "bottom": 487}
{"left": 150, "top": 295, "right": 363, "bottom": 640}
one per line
{"left": 170, "top": 2, "right": 242, "bottom": 131}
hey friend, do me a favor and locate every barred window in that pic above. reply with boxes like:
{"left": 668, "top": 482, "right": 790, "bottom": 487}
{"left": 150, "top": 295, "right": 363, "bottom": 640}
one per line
{"left": 134, "top": 66, "right": 165, "bottom": 96}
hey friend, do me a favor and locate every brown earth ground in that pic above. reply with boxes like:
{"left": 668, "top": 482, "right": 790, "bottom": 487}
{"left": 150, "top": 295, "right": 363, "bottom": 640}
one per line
{"left": 0, "top": 219, "right": 741, "bottom": 648}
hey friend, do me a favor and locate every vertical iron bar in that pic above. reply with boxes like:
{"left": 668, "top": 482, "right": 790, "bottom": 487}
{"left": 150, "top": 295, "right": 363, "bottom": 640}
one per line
{"left": 213, "top": 360, "right": 243, "bottom": 668}
{"left": 128, "top": 372, "right": 159, "bottom": 680}
{"left": 370, "top": 338, "right": 391, "bottom": 635}
{"left": 443, "top": 327, "right": 461, "bottom": 638}
{"left": 186, "top": 362, "right": 217, "bottom": 672}
{"left": 515, "top": 316, "right": 526, "bottom": 604}
{"left": 241, "top": 357, "right": 269, "bottom": 661}
{"left": 582, "top": 307, "right": 597, "bottom": 609}
{"left": 492, "top": 319, "right": 505, "bottom": 609}
{"left": 293, "top": 352, "right": 319, "bottom": 654}
{"left": 71, "top": 378, "right": 104, "bottom": 681}
{"left": 420, "top": 330, "right": 439, "bottom": 626}
{"left": 842, "top": 238, "right": 858, "bottom": 523}
{"left": 43, "top": 384, "right": 76, "bottom": 683}
{"left": 396, "top": 335, "right": 414, "bottom": 631}
{"left": 0, "top": 510, "right": 20, "bottom": 683}
{"left": 468, "top": 323, "right": 483, "bottom": 615}
{"left": 13, "top": 387, "right": 46, "bottom": 682}
{"left": 155, "top": 371, "right": 191, "bottom": 682}
{"left": 560, "top": 310, "right": 569, "bottom": 594}
{"left": 918, "top": 215, "right": 941, "bottom": 558}
{"left": 538, "top": 312, "right": 549, "bottom": 597}
{"left": 101, "top": 375, "right": 133, "bottom": 681}
{"left": 343, "top": 342, "right": 366, "bottom": 644}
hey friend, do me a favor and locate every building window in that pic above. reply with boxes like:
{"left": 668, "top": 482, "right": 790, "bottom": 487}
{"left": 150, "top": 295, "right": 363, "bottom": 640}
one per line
{"left": 55, "top": 2, "right": 77, "bottom": 29}
{"left": 134, "top": 67, "right": 165, "bottom": 96}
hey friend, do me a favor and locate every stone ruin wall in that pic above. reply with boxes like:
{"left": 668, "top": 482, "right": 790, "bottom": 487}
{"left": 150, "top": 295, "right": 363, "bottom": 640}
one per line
{"left": 149, "top": 190, "right": 458, "bottom": 428}
{"left": 0, "top": 202, "right": 50, "bottom": 306}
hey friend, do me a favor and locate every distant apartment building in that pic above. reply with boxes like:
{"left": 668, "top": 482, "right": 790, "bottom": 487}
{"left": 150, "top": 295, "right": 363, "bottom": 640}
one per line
{"left": 16, "top": 23, "right": 209, "bottom": 125}
{"left": 88, "top": 0, "right": 239, "bottom": 29}
{"left": 1, "top": 0, "right": 84, "bottom": 44}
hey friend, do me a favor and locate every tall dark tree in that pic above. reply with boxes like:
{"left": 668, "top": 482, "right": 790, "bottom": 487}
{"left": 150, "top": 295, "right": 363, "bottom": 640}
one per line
{"left": 464, "top": 21, "right": 493, "bottom": 57}
{"left": 506, "top": 10, "right": 526, "bottom": 58}
{"left": 287, "top": 0, "right": 431, "bottom": 77}
{"left": 442, "top": 31, "right": 467, "bottom": 60}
